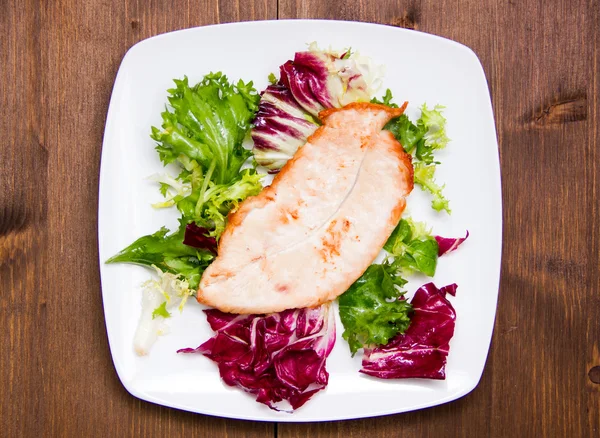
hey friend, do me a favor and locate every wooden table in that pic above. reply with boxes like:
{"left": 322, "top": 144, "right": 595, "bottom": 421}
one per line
{"left": 2, "top": 1, "right": 599, "bottom": 436}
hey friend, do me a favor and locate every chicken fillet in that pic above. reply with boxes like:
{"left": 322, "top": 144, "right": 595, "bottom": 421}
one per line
{"left": 197, "top": 102, "right": 413, "bottom": 313}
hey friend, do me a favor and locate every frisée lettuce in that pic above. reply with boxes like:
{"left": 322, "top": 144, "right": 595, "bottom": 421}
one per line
{"left": 133, "top": 266, "right": 195, "bottom": 356}
{"left": 374, "top": 90, "right": 452, "bottom": 213}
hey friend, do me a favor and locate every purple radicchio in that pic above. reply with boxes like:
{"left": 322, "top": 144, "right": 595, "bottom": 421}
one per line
{"left": 178, "top": 303, "right": 336, "bottom": 411}
{"left": 252, "top": 44, "right": 384, "bottom": 171}
{"left": 361, "top": 283, "right": 457, "bottom": 380}
{"left": 250, "top": 84, "right": 319, "bottom": 171}
{"left": 435, "top": 231, "right": 469, "bottom": 256}
{"left": 183, "top": 222, "right": 218, "bottom": 254}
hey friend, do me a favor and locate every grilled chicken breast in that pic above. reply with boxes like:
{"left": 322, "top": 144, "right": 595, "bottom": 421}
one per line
{"left": 197, "top": 102, "right": 414, "bottom": 314}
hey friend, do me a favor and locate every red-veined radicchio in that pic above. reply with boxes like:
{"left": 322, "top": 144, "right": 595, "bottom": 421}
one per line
{"left": 252, "top": 44, "right": 383, "bottom": 171}
{"left": 435, "top": 231, "right": 469, "bottom": 256}
{"left": 178, "top": 304, "right": 336, "bottom": 411}
{"left": 183, "top": 222, "right": 218, "bottom": 254}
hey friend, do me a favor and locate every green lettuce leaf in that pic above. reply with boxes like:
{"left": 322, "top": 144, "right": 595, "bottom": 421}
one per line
{"left": 384, "top": 217, "right": 440, "bottom": 277}
{"left": 152, "top": 302, "right": 171, "bottom": 320}
{"left": 151, "top": 73, "right": 259, "bottom": 185}
{"left": 413, "top": 162, "right": 451, "bottom": 213}
{"left": 105, "top": 225, "right": 214, "bottom": 289}
{"left": 385, "top": 114, "right": 424, "bottom": 155}
{"left": 371, "top": 89, "right": 396, "bottom": 107}
{"left": 338, "top": 261, "right": 412, "bottom": 355}
{"left": 421, "top": 104, "right": 451, "bottom": 151}
{"left": 375, "top": 90, "right": 451, "bottom": 213}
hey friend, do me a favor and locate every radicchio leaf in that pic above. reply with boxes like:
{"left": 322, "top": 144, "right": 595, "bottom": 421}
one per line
{"left": 251, "top": 84, "right": 319, "bottom": 170}
{"left": 252, "top": 44, "right": 384, "bottom": 171}
{"left": 435, "top": 231, "right": 469, "bottom": 256}
{"left": 280, "top": 54, "right": 331, "bottom": 116}
{"left": 440, "top": 283, "right": 458, "bottom": 297}
{"left": 182, "top": 222, "right": 217, "bottom": 254}
{"left": 360, "top": 283, "right": 457, "bottom": 380}
{"left": 178, "top": 304, "right": 336, "bottom": 411}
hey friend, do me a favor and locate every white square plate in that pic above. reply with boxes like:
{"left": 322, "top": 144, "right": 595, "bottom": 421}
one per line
{"left": 98, "top": 20, "right": 502, "bottom": 422}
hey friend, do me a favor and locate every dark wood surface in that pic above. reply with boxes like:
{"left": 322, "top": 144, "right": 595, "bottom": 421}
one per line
{"left": 1, "top": 1, "right": 598, "bottom": 437}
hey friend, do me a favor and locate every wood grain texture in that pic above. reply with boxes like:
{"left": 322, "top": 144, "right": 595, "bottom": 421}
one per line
{"left": 0, "top": 0, "right": 275, "bottom": 437}
{"left": 278, "top": 0, "right": 600, "bottom": 437}
{"left": 2, "top": 0, "right": 599, "bottom": 437}
{"left": 1, "top": 2, "right": 49, "bottom": 437}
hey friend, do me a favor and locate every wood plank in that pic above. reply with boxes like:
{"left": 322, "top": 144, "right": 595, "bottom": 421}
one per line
{"left": 586, "top": 2, "right": 600, "bottom": 435}
{"left": 278, "top": 0, "right": 600, "bottom": 437}
{"left": 0, "top": 2, "right": 49, "bottom": 438}
{"left": 1, "top": 0, "right": 276, "bottom": 436}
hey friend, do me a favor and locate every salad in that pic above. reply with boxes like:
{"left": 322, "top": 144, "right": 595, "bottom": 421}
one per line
{"left": 106, "top": 43, "right": 468, "bottom": 412}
